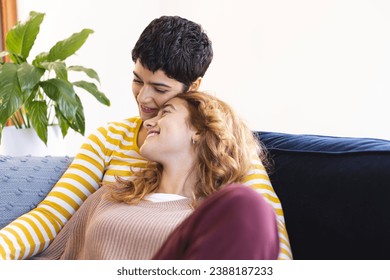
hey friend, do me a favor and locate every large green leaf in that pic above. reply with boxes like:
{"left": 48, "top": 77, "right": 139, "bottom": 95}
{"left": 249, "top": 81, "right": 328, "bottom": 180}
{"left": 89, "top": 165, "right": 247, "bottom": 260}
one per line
{"left": 40, "top": 61, "right": 68, "bottom": 81}
{"left": 17, "top": 62, "right": 44, "bottom": 95}
{"left": 55, "top": 95, "right": 85, "bottom": 136}
{"left": 32, "top": 52, "right": 49, "bottom": 66}
{"left": 68, "top": 65, "right": 100, "bottom": 83}
{"left": 40, "top": 78, "right": 78, "bottom": 121}
{"left": 55, "top": 105, "right": 70, "bottom": 137}
{"left": 6, "top": 11, "right": 45, "bottom": 63}
{"left": 25, "top": 100, "right": 48, "bottom": 144}
{"left": 47, "top": 29, "right": 94, "bottom": 62}
{"left": 73, "top": 80, "right": 110, "bottom": 106}
{"left": 0, "top": 63, "right": 23, "bottom": 124}
{"left": 70, "top": 95, "right": 85, "bottom": 135}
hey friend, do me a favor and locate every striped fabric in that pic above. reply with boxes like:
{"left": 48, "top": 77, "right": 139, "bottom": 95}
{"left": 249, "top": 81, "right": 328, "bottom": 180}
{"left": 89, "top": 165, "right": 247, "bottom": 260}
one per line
{"left": 0, "top": 116, "right": 292, "bottom": 260}
{"left": 242, "top": 161, "right": 293, "bottom": 260}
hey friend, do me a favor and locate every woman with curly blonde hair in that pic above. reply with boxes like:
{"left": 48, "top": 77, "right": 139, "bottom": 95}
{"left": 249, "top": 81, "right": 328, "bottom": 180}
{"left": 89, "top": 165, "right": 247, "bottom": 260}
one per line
{"left": 32, "top": 92, "right": 280, "bottom": 260}
{"left": 112, "top": 91, "right": 268, "bottom": 206}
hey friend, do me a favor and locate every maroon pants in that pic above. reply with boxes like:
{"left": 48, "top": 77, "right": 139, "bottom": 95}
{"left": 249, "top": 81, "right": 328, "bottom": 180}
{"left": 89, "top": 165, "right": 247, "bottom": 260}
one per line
{"left": 153, "top": 184, "right": 280, "bottom": 260}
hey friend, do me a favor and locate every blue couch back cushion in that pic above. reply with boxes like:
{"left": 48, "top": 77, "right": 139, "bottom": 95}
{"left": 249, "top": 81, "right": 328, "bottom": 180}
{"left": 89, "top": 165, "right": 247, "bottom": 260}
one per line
{"left": 257, "top": 132, "right": 390, "bottom": 260}
{"left": 0, "top": 155, "right": 72, "bottom": 229}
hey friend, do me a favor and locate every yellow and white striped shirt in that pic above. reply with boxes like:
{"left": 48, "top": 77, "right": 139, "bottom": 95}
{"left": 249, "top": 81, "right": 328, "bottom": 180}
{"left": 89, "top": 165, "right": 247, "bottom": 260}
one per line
{"left": 0, "top": 116, "right": 292, "bottom": 260}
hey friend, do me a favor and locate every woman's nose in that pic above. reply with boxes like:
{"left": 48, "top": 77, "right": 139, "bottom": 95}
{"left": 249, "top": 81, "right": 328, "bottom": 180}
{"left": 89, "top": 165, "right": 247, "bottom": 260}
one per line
{"left": 137, "top": 86, "right": 152, "bottom": 103}
{"left": 143, "top": 115, "right": 158, "bottom": 129}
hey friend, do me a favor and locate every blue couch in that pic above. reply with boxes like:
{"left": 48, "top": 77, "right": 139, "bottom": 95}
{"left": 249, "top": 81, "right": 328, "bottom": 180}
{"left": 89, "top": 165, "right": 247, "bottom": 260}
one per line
{"left": 1, "top": 131, "right": 390, "bottom": 259}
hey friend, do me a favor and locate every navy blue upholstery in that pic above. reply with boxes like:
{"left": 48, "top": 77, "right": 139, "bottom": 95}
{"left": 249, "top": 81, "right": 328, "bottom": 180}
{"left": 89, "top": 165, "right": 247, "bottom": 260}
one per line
{"left": 256, "top": 132, "right": 390, "bottom": 260}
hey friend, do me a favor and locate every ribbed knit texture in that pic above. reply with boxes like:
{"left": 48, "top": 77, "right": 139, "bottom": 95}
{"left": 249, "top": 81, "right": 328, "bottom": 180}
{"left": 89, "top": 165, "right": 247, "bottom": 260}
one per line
{"left": 32, "top": 187, "right": 192, "bottom": 260}
{"left": 0, "top": 116, "right": 292, "bottom": 260}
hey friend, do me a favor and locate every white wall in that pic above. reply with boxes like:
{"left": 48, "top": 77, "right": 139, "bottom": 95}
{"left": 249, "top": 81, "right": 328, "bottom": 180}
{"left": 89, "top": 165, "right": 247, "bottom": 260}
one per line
{"left": 16, "top": 0, "right": 390, "bottom": 154}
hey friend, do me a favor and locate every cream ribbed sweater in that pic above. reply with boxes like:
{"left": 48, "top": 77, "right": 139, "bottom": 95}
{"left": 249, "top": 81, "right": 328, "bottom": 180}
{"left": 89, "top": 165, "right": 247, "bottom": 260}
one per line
{"left": 33, "top": 187, "right": 193, "bottom": 260}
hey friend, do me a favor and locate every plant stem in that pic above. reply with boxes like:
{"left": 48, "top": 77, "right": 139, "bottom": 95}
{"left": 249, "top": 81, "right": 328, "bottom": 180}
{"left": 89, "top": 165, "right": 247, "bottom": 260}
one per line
{"left": 47, "top": 99, "right": 54, "bottom": 125}
{"left": 24, "top": 109, "right": 31, "bottom": 128}
{"left": 18, "top": 109, "right": 27, "bottom": 128}
{"left": 11, "top": 114, "right": 22, "bottom": 128}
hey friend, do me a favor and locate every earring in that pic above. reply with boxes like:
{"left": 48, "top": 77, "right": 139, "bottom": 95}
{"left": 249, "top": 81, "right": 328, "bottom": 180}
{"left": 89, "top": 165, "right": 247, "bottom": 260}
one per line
{"left": 192, "top": 138, "right": 195, "bottom": 145}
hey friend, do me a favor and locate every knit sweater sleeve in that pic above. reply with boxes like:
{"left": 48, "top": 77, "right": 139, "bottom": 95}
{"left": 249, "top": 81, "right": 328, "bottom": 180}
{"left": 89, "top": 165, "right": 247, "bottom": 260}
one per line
{"left": 0, "top": 125, "right": 110, "bottom": 260}
{"left": 31, "top": 187, "right": 108, "bottom": 260}
{"left": 242, "top": 157, "right": 293, "bottom": 260}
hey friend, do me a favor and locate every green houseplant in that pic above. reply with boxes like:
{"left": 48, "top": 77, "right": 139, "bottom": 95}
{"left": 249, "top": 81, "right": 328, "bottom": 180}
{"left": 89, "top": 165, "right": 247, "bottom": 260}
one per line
{"left": 0, "top": 11, "right": 110, "bottom": 145}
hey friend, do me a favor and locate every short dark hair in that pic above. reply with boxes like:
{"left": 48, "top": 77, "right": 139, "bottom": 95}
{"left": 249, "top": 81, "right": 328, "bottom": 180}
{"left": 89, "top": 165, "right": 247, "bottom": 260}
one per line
{"left": 132, "top": 16, "right": 213, "bottom": 90}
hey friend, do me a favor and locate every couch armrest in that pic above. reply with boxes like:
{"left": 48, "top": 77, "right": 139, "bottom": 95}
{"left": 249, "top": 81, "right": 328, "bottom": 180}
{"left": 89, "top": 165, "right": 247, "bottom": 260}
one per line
{"left": 0, "top": 155, "right": 72, "bottom": 229}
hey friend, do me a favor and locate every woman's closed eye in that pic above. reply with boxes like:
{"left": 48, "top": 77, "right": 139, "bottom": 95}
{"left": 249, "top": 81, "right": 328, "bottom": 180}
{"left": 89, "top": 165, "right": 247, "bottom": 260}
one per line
{"left": 155, "top": 88, "right": 168, "bottom": 94}
{"left": 160, "top": 104, "right": 176, "bottom": 116}
{"left": 161, "top": 109, "right": 171, "bottom": 116}
{"left": 133, "top": 79, "right": 143, "bottom": 85}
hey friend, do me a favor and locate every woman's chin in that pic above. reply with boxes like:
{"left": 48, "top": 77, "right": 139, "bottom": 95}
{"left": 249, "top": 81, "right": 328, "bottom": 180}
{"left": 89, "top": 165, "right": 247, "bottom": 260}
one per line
{"left": 140, "top": 144, "right": 155, "bottom": 160}
{"left": 139, "top": 146, "right": 148, "bottom": 158}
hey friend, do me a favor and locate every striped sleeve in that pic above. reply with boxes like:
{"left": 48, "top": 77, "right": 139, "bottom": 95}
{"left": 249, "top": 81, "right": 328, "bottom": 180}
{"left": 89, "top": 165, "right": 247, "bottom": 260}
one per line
{"left": 31, "top": 187, "right": 108, "bottom": 260}
{"left": 0, "top": 126, "right": 110, "bottom": 260}
{"left": 242, "top": 158, "right": 293, "bottom": 260}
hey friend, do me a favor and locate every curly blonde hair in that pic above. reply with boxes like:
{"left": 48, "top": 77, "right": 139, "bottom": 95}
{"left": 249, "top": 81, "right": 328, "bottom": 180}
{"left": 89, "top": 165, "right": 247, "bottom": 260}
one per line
{"left": 109, "top": 91, "right": 268, "bottom": 207}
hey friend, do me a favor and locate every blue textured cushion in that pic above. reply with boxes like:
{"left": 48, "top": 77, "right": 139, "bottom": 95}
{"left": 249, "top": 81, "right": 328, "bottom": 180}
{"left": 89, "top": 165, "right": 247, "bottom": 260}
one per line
{"left": 256, "top": 131, "right": 390, "bottom": 260}
{"left": 0, "top": 155, "right": 72, "bottom": 229}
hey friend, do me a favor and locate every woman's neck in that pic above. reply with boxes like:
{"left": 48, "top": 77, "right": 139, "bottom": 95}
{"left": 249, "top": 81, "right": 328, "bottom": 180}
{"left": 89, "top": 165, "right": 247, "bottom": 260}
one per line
{"left": 157, "top": 164, "right": 197, "bottom": 198}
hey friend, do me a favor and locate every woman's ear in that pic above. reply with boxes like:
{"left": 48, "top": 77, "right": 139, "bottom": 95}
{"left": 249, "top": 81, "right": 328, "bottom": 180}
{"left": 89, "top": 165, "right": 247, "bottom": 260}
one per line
{"left": 188, "top": 77, "right": 202, "bottom": 91}
{"left": 192, "top": 131, "right": 201, "bottom": 143}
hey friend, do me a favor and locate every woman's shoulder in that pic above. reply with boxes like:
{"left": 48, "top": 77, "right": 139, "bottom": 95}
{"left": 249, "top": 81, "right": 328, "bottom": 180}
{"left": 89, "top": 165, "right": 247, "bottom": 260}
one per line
{"left": 84, "top": 185, "right": 114, "bottom": 208}
{"left": 107, "top": 116, "right": 142, "bottom": 131}
{"left": 93, "top": 116, "right": 142, "bottom": 141}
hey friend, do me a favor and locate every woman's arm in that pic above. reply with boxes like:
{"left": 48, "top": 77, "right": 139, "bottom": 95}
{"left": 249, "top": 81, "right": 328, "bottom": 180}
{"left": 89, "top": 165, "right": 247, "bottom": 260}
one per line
{"left": 242, "top": 158, "right": 293, "bottom": 260}
{"left": 0, "top": 127, "right": 109, "bottom": 259}
{"left": 31, "top": 186, "right": 108, "bottom": 260}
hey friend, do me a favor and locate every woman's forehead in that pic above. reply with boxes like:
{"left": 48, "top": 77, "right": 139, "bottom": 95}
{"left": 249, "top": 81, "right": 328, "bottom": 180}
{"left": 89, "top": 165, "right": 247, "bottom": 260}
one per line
{"left": 164, "top": 97, "right": 188, "bottom": 109}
